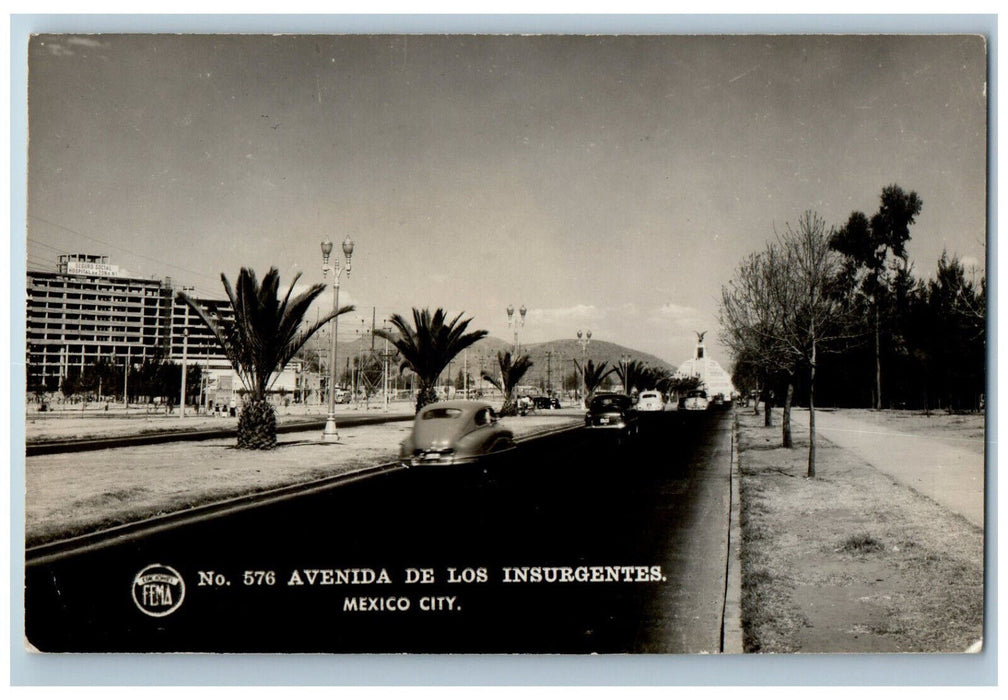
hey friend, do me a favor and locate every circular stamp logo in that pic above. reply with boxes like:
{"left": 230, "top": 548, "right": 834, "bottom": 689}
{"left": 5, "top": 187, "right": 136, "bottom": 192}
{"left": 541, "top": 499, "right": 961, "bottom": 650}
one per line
{"left": 132, "top": 564, "right": 186, "bottom": 617}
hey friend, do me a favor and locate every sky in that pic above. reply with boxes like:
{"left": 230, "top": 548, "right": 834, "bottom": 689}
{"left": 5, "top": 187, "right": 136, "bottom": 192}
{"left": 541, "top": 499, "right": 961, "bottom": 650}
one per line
{"left": 25, "top": 33, "right": 988, "bottom": 367}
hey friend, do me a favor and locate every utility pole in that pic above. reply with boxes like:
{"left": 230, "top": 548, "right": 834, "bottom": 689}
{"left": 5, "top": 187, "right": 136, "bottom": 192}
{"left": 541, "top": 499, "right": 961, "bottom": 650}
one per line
{"left": 382, "top": 318, "right": 390, "bottom": 412}
{"left": 124, "top": 345, "right": 130, "bottom": 408}
{"left": 546, "top": 350, "right": 552, "bottom": 395}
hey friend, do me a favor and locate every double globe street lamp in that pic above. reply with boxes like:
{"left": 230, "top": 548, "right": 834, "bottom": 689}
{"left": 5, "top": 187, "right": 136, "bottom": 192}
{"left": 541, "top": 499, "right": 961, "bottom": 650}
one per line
{"left": 320, "top": 236, "right": 355, "bottom": 442}
{"left": 507, "top": 303, "right": 527, "bottom": 354}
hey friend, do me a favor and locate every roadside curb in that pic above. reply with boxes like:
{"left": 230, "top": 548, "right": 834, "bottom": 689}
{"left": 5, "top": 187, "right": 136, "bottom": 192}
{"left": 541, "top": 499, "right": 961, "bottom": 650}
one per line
{"left": 721, "top": 412, "right": 745, "bottom": 653}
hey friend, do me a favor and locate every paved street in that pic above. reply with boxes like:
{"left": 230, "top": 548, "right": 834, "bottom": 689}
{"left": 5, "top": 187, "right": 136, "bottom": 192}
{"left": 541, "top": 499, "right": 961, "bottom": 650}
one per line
{"left": 25, "top": 410, "right": 735, "bottom": 653}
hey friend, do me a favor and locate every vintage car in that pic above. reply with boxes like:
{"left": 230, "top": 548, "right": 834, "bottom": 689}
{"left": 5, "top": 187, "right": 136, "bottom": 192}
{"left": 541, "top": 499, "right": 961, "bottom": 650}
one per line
{"left": 399, "top": 400, "right": 515, "bottom": 467}
{"left": 584, "top": 393, "right": 639, "bottom": 438}
{"left": 532, "top": 396, "right": 561, "bottom": 410}
{"left": 636, "top": 390, "right": 666, "bottom": 412}
{"left": 681, "top": 389, "right": 710, "bottom": 411}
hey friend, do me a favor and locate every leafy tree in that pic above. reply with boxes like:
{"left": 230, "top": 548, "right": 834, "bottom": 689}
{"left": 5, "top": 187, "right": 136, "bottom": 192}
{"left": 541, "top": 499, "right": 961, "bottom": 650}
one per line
{"left": 61, "top": 366, "right": 81, "bottom": 399}
{"left": 481, "top": 350, "right": 534, "bottom": 416}
{"left": 181, "top": 268, "right": 351, "bottom": 449}
{"left": 921, "top": 252, "right": 986, "bottom": 412}
{"left": 562, "top": 371, "right": 580, "bottom": 393}
{"left": 373, "top": 307, "right": 488, "bottom": 413}
{"left": 830, "top": 184, "right": 923, "bottom": 408}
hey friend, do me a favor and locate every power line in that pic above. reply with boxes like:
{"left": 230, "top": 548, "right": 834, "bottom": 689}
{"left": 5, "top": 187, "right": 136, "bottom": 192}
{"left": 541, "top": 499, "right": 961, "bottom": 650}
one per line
{"left": 28, "top": 214, "right": 225, "bottom": 290}
{"left": 26, "top": 221, "right": 227, "bottom": 300}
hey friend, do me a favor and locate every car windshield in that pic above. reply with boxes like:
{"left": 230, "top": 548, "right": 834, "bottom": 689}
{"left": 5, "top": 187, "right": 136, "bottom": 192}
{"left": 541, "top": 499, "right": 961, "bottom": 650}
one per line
{"left": 687, "top": 390, "right": 706, "bottom": 398}
{"left": 421, "top": 408, "right": 464, "bottom": 420}
{"left": 589, "top": 395, "right": 631, "bottom": 410}
{"left": 641, "top": 392, "right": 658, "bottom": 398}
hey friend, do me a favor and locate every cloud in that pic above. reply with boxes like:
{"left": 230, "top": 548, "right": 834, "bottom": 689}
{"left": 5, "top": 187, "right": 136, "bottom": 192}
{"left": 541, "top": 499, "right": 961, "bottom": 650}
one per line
{"left": 527, "top": 304, "right": 603, "bottom": 325}
{"left": 646, "top": 302, "right": 707, "bottom": 330}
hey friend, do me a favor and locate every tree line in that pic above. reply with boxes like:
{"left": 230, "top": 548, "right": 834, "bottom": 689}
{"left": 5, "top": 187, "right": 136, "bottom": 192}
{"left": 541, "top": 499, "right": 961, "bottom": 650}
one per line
{"left": 720, "top": 184, "right": 986, "bottom": 476}
{"left": 31, "top": 355, "right": 204, "bottom": 407}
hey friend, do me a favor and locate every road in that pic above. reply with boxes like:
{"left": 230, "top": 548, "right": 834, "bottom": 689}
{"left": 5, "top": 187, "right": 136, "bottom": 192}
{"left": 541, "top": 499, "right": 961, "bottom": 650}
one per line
{"left": 25, "top": 409, "right": 735, "bottom": 653}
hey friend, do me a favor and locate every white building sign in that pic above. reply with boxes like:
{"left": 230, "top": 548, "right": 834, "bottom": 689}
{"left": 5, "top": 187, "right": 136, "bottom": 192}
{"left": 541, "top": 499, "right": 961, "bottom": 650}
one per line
{"left": 66, "top": 260, "right": 121, "bottom": 278}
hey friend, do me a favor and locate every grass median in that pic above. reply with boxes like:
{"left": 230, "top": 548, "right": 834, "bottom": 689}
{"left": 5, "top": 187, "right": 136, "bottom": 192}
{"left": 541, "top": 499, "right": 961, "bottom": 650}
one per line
{"left": 25, "top": 411, "right": 581, "bottom": 548}
{"left": 736, "top": 408, "right": 984, "bottom": 653}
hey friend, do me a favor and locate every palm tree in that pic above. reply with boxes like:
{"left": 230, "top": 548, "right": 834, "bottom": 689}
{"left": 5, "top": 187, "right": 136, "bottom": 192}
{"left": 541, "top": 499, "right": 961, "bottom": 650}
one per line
{"left": 575, "top": 359, "right": 617, "bottom": 404}
{"left": 180, "top": 268, "right": 353, "bottom": 449}
{"left": 614, "top": 359, "right": 648, "bottom": 394}
{"left": 481, "top": 350, "right": 534, "bottom": 416}
{"left": 373, "top": 307, "right": 488, "bottom": 413}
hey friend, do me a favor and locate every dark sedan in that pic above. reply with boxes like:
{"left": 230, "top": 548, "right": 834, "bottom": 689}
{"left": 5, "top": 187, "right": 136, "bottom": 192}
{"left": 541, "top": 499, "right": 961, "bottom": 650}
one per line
{"left": 584, "top": 393, "right": 639, "bottom": 439}
{"left": 533, "top": 396, "right": 561, "bottom": 409}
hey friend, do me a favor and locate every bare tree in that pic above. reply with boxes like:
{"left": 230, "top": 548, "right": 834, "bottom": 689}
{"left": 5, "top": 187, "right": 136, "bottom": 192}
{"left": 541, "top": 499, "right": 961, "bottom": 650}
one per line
{"left": 721, "top": 211, "right": 850, "bottom": 475}
{"left": 776, "top": 211, "right": 849, "bottom": 476}
{"left": 719, "top": 244, "right": 792, "bottom": 432}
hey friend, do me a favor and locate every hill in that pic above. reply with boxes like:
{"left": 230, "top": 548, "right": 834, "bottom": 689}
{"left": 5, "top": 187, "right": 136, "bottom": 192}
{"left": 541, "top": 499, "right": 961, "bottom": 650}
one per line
{"left": 461, "top": 337, "right": 677, "bottom": 393}
{"left": 299, "top": 333, "right": 679, "bottom": 394}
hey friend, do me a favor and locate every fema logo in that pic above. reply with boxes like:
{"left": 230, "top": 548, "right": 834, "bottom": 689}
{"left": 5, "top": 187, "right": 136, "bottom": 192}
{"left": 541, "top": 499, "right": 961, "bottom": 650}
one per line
{"left": 132, "top": 564, "right": 186, "bottom": 617}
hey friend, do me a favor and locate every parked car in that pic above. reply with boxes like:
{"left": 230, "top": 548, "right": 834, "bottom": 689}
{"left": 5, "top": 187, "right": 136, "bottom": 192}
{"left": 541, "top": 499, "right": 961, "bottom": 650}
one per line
{"left": 532, "top": 396, "right": 561, "bottom": 410}
{"left": 636, "top": 390, "right": 666, "bottom": 412}
{"left": 681, "top": 389, "right": 710, "bottom": 411}
{"left": 584, "top": 393, "right": 639, "bottom": 438}
{"left": 334, "top": 388, "right": 352, "bottom": 404}
{"left": 399, "top": 400, "right": 515, "bottom": 467}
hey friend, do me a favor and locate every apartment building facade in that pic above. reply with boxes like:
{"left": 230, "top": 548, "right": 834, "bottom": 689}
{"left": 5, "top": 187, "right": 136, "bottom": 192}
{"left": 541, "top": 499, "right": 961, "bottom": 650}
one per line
{"left": 26, "top": 253, "right": 235, "bottom": 392}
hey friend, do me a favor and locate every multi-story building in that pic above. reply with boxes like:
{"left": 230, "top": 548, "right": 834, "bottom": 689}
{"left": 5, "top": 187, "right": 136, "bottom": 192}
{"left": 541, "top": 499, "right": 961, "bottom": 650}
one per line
{"left": 26, "top": 253, "right": 240, "bottom": 396}
{"left": 27, "top": 254, "right": 174, "bottom": 390}
{"left": 28, "top": 253, "right": 321, "bottom": 406}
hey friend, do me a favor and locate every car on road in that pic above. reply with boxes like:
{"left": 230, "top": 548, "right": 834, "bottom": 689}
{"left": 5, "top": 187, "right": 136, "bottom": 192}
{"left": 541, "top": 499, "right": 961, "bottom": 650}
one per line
{"left": 399, "top": 400, "right": 515, "bottom": 467}
{"left": 584, "top": 393, "right": 639, "bottom": 438}
{"left": 532, "top": 396, "right": 561, "bottom": 410}
{"left": 681, "top": 389, "right": 710, "bottom": 411}
{"left": 636, "top": 390, "right": 666, "bottom": 412}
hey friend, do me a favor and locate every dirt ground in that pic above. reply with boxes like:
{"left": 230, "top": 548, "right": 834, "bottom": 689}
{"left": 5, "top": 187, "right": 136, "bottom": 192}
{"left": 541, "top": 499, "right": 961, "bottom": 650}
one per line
{"left": 737, "top": 409, "right": 984, "bottom": 653}
{"left": 23, "top": 400, "right": 417, "bottom": 442}
{"left": 23, "top": 411, "right": 581, "bottom": 547}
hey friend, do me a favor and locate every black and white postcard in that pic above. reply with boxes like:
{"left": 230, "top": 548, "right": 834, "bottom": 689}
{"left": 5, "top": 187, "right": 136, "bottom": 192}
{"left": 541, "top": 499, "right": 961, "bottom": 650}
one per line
{"left": 22, "top": 30, "right": 988, "bottom": 659}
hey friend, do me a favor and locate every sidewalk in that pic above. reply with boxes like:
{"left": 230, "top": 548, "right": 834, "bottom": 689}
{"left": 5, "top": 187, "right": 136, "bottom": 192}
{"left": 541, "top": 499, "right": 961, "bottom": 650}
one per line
{"left": 808, "top": 409, "right": 984, "bottom": 529}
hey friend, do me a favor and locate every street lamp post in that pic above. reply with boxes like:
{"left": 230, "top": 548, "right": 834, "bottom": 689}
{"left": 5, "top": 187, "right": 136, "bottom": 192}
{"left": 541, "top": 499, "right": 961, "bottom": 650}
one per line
{"left": 507, "top": 304, "right": 527, "bottom": 354}
{"left": 321, "top": 236, "right": 355, "bottom": 441}
{"left": 577, "top": 329, "right": 591, "bottom": 408}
